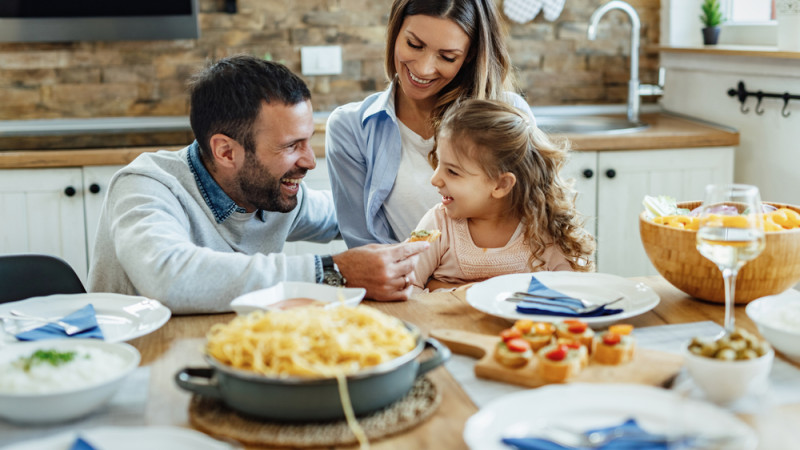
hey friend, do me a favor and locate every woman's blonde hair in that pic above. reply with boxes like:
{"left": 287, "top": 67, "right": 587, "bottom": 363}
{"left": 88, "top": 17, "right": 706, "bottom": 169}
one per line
{"left": 433, "top": 99, "right": 596, "bottom": 272}
{"left": 384, "top": 0, "right": 516, "bottom": 130}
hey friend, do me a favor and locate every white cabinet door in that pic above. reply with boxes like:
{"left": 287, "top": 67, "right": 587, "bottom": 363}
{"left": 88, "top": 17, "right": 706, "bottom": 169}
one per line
{"left": 285, "top": 158, "right": 347, "bottom": 256}
{"left": 83, "top": 165, "right": 125, "bottom": 262}
{"left": 596, "top": 147, "right": 734, "bottom": 277}
{"left": 562, "top": 150, "right": 599, "bottom": 235}
{"left": 0, "top": 168, "right": 88, "bottom": 283}
{"left": 562, "top": 151, "right": 599, "bottom": 267}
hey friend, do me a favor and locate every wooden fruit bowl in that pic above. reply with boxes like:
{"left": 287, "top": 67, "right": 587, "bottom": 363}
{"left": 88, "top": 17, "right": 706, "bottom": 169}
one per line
{"left": 639, "top": 201, "right": 800, "bottom": 304}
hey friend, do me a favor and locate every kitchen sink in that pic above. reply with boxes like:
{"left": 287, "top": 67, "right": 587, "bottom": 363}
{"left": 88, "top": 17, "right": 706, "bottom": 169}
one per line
{"left": 535, "top": 115, "right": 649, "bottom": 135}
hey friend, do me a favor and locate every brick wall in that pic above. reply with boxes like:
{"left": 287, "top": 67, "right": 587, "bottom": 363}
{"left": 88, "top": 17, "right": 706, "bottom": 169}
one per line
{"left": 0, "top": 0, "right": 659, "bottom": 120}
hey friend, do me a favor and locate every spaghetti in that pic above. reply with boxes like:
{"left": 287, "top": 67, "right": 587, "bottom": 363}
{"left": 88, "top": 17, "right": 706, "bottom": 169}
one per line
{"left": 205, "top": 305, "right": 417, "bottom": 378}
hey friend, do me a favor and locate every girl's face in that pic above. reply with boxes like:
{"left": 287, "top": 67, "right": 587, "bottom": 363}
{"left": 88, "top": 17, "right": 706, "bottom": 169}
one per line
{"left": 393, "top": 14, "right": 470, "bottom": 104}
{"left": 431, "top": 134, "right": 503, "bottom": 220}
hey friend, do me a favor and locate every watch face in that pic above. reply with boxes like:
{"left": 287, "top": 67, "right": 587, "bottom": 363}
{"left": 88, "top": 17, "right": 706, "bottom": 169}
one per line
{"left": 323, "top": 270, "right": 345, "bottom": 287}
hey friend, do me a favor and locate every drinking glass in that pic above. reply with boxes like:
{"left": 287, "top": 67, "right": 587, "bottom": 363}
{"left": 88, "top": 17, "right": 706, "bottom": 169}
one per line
{"left": 695, "top": 184, "right": 765, "bottom": 335}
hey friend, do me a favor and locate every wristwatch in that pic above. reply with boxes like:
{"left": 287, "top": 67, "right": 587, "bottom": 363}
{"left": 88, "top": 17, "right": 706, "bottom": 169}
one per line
{"left": 321, "top": 255, "right": 346, "bottom": 287}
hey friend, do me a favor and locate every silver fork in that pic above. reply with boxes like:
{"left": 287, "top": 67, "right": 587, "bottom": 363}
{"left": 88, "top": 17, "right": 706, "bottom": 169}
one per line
{"left": 522, "top": 424, "right": 736, "bottom": 449}
{"left": 506, "top": 295, "right": 624, "bottom": 314}
{"left": 1, "top": 310, "right": 82, "bottom": 335}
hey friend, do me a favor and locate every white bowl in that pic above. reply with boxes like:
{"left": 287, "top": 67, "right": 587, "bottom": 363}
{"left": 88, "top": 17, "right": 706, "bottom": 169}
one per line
{"left": 229, "top": 281, "right": 366, "bottom": 315}
{"left": 0, "top": 339, "right": 140, "bottom": 424}
{"left": 746, "top": 291, "right": 800, "bottom": 363}
{"left": 684, "top": 344, "right": 774, "bottom": 405}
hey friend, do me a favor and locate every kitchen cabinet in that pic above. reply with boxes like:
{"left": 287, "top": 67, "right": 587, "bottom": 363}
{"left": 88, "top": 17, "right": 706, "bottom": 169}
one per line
{"left": 562, "top": 146, "right": 734, "bottom": 277}
{"left": 0, "top": 165, "right": 122, "bottom": 285}
{"left": 284, "top": 158, "right": 347, "bottom": 256}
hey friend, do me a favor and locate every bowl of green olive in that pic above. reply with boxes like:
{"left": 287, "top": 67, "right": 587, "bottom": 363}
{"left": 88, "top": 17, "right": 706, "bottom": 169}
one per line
{"left": 684, "top": 328, "right": 773, "bottom": 404}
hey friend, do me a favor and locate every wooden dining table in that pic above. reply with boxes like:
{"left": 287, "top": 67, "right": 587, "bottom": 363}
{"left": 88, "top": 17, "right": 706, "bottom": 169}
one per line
{"left": 129, "top": 275, "right": 800, "bottom": 449}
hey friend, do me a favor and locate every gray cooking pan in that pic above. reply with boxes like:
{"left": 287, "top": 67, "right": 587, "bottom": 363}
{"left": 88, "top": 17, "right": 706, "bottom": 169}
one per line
{"left": 175, "top": 326, "right": 450, "bottom": 422}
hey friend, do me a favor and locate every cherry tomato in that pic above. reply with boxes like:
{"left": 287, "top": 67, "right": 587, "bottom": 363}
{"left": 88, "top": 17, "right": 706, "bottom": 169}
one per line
{"left": 506, "top": 338, "right": 531, "bottom": 353}
{"left": 567, "top": 322, "right": 588, "bottom": 334}
{"left": 514, "top": 319, "right": 534, "bottom": 334}
{"left": 603, "top": 333, "right": 621, "bottom": 345}
{"left": 545, "top": 345, "right": 568, "bottom": 361}
{"left": 609, "top": 324, "right": 633, "bottom": 335}
{"left": 500, "top": 328, "right": 522, "bottom": 342}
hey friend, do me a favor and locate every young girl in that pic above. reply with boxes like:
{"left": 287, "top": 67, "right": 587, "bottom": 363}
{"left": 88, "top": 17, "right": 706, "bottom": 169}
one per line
{"left": 411, "top": 99, "right": 595, "bottom": 293}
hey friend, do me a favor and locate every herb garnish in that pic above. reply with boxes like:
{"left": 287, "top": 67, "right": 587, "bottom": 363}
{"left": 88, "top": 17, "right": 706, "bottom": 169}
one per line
{"left": 17, "top": 349, "right": 77, "bottom": 372}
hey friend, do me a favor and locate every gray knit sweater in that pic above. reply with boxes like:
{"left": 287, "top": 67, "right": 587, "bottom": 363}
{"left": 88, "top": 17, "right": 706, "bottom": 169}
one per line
{"left": 88, "top": 143, "right": 339, "bottom": 314}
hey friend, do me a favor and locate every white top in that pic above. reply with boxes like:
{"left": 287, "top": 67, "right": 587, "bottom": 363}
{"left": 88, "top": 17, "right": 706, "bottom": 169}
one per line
{"left": 384, "top": 119, "right": 441, "bottom": 241}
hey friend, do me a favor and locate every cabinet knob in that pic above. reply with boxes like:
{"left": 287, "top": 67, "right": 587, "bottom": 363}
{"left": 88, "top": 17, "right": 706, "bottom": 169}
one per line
{"left": 64, "top": 186, "right": 76, "bottom": 197}
{"left": 89, "top": 183, "right": 101, "bottom": 194}
{"left": 582, "top": 169, "right": 594, "bottom": 179}
{"left": 605, "top": 169, "right": 616, "bottom": 179}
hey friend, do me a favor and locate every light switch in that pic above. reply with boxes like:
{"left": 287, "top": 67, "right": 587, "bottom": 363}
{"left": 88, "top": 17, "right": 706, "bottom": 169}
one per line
{"left": 301, "top": 46, "right": 342, "bottom": 76}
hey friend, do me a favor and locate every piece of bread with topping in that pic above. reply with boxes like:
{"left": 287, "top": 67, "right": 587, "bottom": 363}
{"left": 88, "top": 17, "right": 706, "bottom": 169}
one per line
{"left": 555, "top": 319, "right": 596, "bottom": 354}
{"left": 537, "top": 342, "right": 586, "bottom": 383}
{"left": 513, "top": 319, "right": 556, "bottom": 351}
{"left": 594, "top": 324, "right": 635, "bottom": 365}
{"left": 493, "top": 327, "right": 533, "bottom": 368}
{"left": 409, "top": 229, "right": 441, "bottom": 243}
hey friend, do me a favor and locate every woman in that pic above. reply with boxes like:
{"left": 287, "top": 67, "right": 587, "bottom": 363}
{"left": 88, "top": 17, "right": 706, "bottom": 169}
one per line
{"left": 326, "top": 0, "right": 534, "bottom": 248}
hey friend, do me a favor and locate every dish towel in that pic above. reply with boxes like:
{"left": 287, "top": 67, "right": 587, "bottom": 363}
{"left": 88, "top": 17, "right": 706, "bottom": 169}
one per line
{"left": 502, "top": 418, "right": 672, "bottom": 449}
{"left": 503, "top": 0, "right": 565, "bottom": 23}
{"left": 14, "top": 304, "right": 104, "bottom": 341}
{"left": 542, "top": 0, "right": 566, "bottom": 22}
{"left": 503, "top": 0, "right": 543, "bottom": 24}
{"left": 515, "top": 275, "right": 624, "bottom": 317}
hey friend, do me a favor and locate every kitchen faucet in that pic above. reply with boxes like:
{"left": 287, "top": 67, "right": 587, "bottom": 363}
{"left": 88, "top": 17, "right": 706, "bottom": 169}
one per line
{"left": 587, "top": 0, "right": 662, "bottom": 124}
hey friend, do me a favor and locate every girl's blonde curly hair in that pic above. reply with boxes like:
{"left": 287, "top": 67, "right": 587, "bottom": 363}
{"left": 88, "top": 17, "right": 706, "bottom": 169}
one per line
{"left": 430, "top": 99, "right": 596, "bottom": 271}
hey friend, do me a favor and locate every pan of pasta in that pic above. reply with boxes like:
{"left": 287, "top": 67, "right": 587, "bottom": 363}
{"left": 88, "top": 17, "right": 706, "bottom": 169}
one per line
{"left": 174, "top": 305, "right": 450, "bottom": 422}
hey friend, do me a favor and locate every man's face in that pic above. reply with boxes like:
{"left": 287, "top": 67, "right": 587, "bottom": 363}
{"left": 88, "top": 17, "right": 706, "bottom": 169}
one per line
{"left": 236, "top": 99, "right": 316, "bottom": 213}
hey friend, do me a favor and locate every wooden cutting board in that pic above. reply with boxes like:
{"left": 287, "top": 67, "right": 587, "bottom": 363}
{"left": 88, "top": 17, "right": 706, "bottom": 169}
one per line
{"left": 430, "top": 328, "right": 684, "bottom": 388}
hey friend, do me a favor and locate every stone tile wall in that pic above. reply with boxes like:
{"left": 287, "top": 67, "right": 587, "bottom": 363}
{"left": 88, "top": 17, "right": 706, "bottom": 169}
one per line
{"left": 0, "top": 0, "right": 659, "bottom": 120}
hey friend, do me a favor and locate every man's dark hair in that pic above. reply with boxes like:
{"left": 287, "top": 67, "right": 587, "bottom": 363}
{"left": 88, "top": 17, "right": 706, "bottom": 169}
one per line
{"left": 188, "top": 55, "right": 311, "bottom": 162}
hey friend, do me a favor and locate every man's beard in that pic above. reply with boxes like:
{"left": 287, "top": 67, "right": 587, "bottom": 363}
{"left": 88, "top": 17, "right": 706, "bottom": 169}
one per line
{"left": 237, "top": 152, "right": 302, "bottom": 213}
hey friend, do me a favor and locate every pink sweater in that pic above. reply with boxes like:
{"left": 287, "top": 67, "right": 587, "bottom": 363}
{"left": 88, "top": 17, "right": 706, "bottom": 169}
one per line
{"left": 411, "top": 204, "right": 572, "bottom": 295}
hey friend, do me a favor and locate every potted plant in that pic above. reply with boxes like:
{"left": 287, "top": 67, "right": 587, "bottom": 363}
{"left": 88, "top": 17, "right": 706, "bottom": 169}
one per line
{"left": 700, "top": 0, "right": 723, "bottom": 45}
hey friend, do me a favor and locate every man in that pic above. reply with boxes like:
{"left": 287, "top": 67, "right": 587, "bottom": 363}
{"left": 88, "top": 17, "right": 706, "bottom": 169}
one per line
{"left": 88, "top": 55, "right": 429, "bottom": 314}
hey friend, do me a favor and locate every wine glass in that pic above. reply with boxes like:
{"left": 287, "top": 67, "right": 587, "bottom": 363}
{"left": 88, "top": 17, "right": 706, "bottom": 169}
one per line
{"left": 695, "top": 184, "right": 766, "bottom": 336}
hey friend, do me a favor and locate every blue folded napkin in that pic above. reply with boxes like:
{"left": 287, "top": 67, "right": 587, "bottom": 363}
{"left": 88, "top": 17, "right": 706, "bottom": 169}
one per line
{"left": 70, "top": 437, "right": 97, "bottom": 450}
{"left": 14, "top": 304, "right": 104, "bottom": 341}
{"left": 515, "top": 276, "right": 623, "bottom": 317}
{"left": 502, "top": 418, "right": 671, "bottom": 450}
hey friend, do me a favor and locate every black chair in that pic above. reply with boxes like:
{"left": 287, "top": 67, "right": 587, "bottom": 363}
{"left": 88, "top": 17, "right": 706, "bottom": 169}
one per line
{"left": 0, "top": 254, "right": 86, "bottom": 303}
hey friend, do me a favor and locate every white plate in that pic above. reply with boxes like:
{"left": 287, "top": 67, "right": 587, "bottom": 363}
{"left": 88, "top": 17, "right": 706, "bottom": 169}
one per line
{"left": 0, "top": 293, "right": 171, "bottom": 343}
{"left": 230, "top": 281, "right": 366, "bottom": 315}
{"left": 463, "top": 383, "right": 758, "bottom": 450}
{"left": 465, "top": 272, "right": 659, "bottom": 328}
{"left": 3, "top": 426, "right": 233, "bottom": 450}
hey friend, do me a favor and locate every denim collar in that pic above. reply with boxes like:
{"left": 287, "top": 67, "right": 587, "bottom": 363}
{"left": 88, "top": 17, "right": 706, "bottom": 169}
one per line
{"left": 187, "top": 141, "right": 254, "bottom": 224}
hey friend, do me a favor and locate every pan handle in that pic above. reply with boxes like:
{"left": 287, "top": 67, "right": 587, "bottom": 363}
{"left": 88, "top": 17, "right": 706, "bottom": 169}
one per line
{"left": 174, "top": 367, "right": 223, "bottom": 399}
{"left": 416, "top": 337, "right": 451, "bottom": 377}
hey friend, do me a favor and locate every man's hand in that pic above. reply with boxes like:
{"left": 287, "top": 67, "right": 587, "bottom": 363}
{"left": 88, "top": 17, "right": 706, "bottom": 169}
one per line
{"left": 333, "top": 241, "right": 430, "bottom": 301}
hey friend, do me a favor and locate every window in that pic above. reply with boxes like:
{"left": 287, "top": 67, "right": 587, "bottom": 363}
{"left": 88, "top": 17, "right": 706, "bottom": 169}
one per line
{"left": 724, "top": 0, "right": 775, "bottom": 23}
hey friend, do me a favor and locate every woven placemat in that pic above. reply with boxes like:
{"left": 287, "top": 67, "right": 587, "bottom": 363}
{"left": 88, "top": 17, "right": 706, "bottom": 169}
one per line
{"left": 188, "top": 376, "right": 440, "bottom": 448}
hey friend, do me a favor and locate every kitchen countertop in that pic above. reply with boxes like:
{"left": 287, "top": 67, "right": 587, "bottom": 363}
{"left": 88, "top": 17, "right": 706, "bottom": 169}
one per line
{"left": 0, "top": 111, "right": 739, "bottom": 169}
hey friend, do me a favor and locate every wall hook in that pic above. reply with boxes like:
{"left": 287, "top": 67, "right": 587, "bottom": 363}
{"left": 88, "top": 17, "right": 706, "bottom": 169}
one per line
{"left": 783, "top": 93, "right": 792, "bottom": 118}
{"left": 755, "top": 92, "right": 765, "bottom": 115}
{"left": 728, "top": 80, "right": 799, "bottom": 118}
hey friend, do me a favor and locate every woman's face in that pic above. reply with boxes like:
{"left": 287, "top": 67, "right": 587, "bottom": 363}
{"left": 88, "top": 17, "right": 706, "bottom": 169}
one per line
{"left": 393, "top": 14, "right": 470, "bottom": 103}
